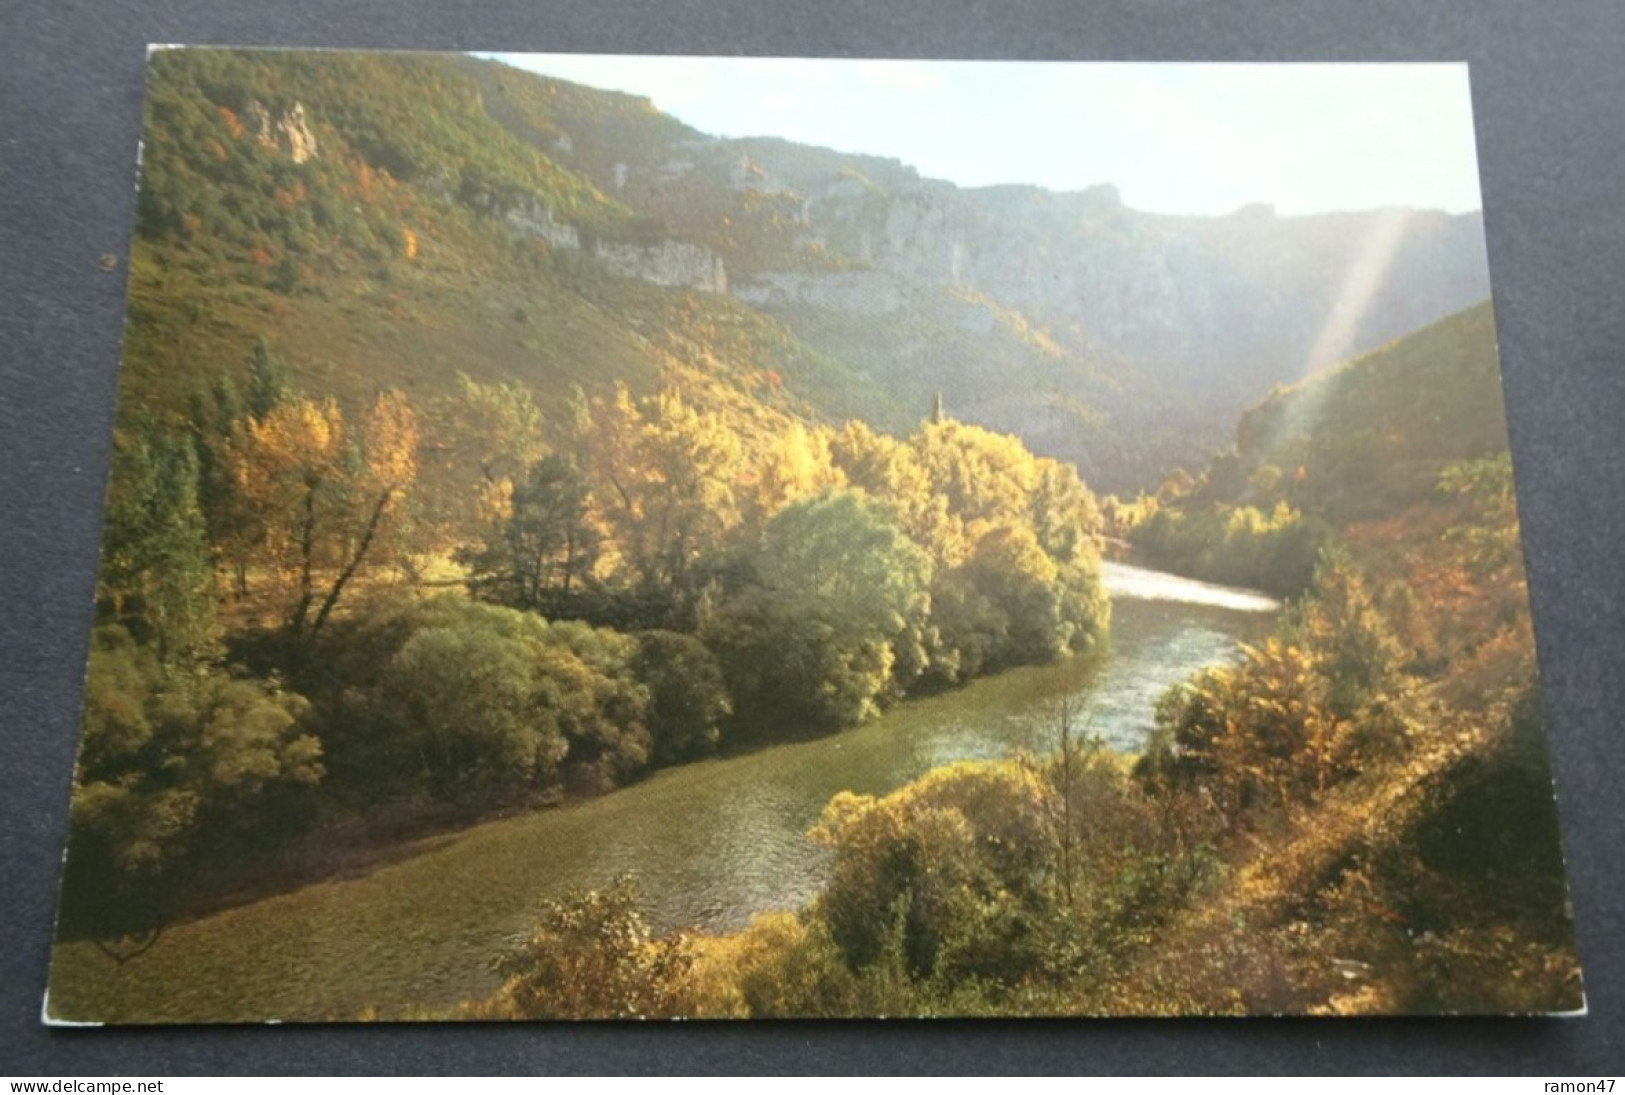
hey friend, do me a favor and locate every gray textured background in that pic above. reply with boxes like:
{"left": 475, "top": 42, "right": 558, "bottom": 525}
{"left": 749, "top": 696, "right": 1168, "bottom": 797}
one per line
{"left": 2, "top": 0, "right": 1623, "bottom": 1075}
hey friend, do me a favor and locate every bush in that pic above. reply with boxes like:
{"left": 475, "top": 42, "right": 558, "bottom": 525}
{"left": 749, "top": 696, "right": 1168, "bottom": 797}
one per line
{"left": 809, "top": 761, "right": 1052, "bottom": 983}
{"left": 468, "top": 877, "right": 692, "bottom": 1020}
{"left": 60, "top": 627, "right": 320, "bottom": 940}
{"left": 311, "top": 597, "right": 651, "bottom": 806}
{"left": 633, "top": 630, "right": 732, "bottom": 764}
{"left": 1139, "top": 555, "right": 1411, "bottom": 819}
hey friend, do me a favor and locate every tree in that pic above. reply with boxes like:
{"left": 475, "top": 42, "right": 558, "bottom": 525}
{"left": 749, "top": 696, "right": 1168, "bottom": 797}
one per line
{"left": 1046, "top": 698, "right": 1085, "bottom": 907}
{"left": 829, "top": 419, "right": 946, "bottom": 562}
{"left": 1141, "top": 555, "right": 1410, "bottom": 819}
{"left": 433, "top": 372, "right": 549, "bottom": 545}
{"left": 1028, "top": 457, "right": 1103, "bottom": 565}
{"left": 705, "top": 492, "right": 932, "bottom": 733}
{"left": 98, "top": 416, "right": 221, "bottom": 668}
{"left": 634, "top": 630, "right": 732, "bottom": 764}
{"left": 744, "top": 421, "right": 844, "bottom": 529}
{"left": 962, "top": 524, "right": 1069, "bottom": 665}
{"left": 384, "top": 617, "right": 567, "bottom": 802}
{"left": 630, "top": 389, "right": 744, "bottom": 590}
{"left": 929, "top": 524, "right": 1107, "bottom": 681}
{"left": 810, "top": 761, "right": 1052, "bottom": 983}
{"left": 186, "top": 369, "right": 255, "bottom": 597}
{"left": 226, "top": 389, "right": 419, "bottom": 637}
{"left": 325, "top": 598, "right": 653, "bottom": 803}
{"left": 910, "top": 419, "right": 1037, "bottom": 567}
{"left": 244, "top": 337, "right": 292, "bottom": 420}
{"left": 1286, "top": 549, "right": 1406, "bottom": 722}
{"left": 577, "top": 384, "right": 744, "bottom": 596}
{"left": 461, "top": 454, "right": 601, "bottom": 613}
{"left": 539, "top": 620, "right": 653, "bottom": 792}
{"left": 61, "top": 626, "right": 320, "bottom": 943}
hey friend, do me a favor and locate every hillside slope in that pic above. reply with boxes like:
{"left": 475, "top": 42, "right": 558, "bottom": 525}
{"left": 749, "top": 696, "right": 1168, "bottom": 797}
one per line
{"left": 1109, "top": 304, "right": 1580, "bottom": 1013}
{"left": 125, "top": 49, "right": 1492, "bottom": 491}
{"left": 120, "top": 48, "right": 886, "bottom": 459}
{"left": 480, "top": 60, "right": 1491, "bottom": 487}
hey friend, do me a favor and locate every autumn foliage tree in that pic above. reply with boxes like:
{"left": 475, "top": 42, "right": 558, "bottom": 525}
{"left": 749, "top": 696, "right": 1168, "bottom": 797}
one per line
{"left": 468, "top": 877, "right": 692, "bottom": 1020}
{"left": 460, "top": 454, "right": 601, "bottom": 614}
{"left": 1140, "top": 553, "right": 1411, "bottom": 817}
{"left": 578, "top": 383, "right": 743, "bottom": 594}
{"left": 810, "top": 761, "right": 1054, "bottom": 983}
{"left": 434, "top": 373, "right": 549, "bottom": 546}
{"left": 226, "top": 389, "right": 419, "bottom": 637}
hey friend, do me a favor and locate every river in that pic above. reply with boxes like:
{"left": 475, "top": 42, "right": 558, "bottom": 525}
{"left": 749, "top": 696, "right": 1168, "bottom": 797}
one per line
{"left": 47, "top": 561, "right": 1279, "bottom": 1022}
{"left": 582, "top": 561, "right": 1279, "bottom": 935}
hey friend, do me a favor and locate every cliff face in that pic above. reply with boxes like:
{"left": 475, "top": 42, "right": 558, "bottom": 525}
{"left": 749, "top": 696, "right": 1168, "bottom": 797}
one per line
{"left": 245, "top": 99, "right": 319, "bottom": 164}
{"left": 501, "top": 85, "right": 1491, "bottom": 489}
{"left": 803, "top": 177, "right": 1489, "bottom": 405}
{"left": 474, "top": 191, "right": 728, "bottom": 293}
{"left": 592, "top": 239, "right": 727, "bottom": 293}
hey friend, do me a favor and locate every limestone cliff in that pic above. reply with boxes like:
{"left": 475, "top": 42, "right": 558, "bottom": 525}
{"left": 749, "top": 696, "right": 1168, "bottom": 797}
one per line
{"left": 469, "top": 60, "right": 1495, "bottom": 489}
{"left": 591, "top": 239, "right": 727, "bottom": 294}
{"left": 244, "top": 99, "right": 318, "bottom": 164}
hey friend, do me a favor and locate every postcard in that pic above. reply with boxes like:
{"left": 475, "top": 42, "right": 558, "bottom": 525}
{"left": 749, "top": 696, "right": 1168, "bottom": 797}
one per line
{"left": 45, "top": 48, "right": 1582, "bottom": 1022}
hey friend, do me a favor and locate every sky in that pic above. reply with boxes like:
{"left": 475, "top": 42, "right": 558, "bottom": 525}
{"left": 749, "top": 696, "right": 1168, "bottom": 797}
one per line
{"left": 482, "top": 55, "right": 1483, "bottom": 218}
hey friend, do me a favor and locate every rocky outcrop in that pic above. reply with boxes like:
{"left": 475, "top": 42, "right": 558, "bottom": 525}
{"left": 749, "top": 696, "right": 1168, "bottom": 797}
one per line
{"left": 734, "top": 270, "right": 902, "bottom": 315}
{"left": 592, "top": 239, "right": 727, "bottom": 293}
{"left": 503, "top": 198, "right": 582, "bottom": 252}
{"left": 467, "top": 190, "right": 582, "bottom": 252}
{"left": 245, "top": 99, "right": 318, "bottom": 163}
{"left": 472, "top": 186, "right": 726, "bottom": 292}
{"left": 466, "top": 61, "right": 1495, "bottom": 490}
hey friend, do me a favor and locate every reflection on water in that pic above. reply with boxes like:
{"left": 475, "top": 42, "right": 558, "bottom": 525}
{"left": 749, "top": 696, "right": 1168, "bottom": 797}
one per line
{"left": 1103, "top": 560, "right": 1281, "bottom": 613}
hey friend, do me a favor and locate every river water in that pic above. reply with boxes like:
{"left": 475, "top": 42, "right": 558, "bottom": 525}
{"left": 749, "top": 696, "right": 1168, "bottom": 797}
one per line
{"left": 48, "top": 561, "right": 1279, "bottom": 1021}
{"left": 593, "top": 560, "right": 1280, "bottom": 933}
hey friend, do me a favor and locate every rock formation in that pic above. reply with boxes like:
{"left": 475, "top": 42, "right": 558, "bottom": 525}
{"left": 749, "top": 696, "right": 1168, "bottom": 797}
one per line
{"left": 592, "top": 239, "right": 727, "bottom": 294}
{"left": 245, "top": 99, "right": 318, "bottom": 163}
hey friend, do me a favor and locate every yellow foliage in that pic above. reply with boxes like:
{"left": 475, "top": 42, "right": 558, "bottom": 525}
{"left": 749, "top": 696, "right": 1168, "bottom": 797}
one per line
{"left": 224, "top": 389, "right": 420, "bottom": 630}
{"left": 747, "top": 421, "right": 845, "bottom": 521}
{"left": 579, "top": 382, "right": 746, "bottom": 587}
{"left": 967, "top": 523, "right": 1058, "bottom": 586}
{"left": 810, "top": 760, "right": 1049, "bottom": 848}
{"left": 363, "top": 389, "right": 419, "bottom": 496}
{"left": 684, "top": 911, "right": 816, "bottom": 1018}
{"left": 474, "top": 476, "right": 514, "bottom": 524}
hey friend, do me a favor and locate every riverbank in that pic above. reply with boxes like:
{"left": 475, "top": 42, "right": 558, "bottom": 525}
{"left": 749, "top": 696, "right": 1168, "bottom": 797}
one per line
{"left": 47, "top": 566, "right": 1277, "bottom": 1023}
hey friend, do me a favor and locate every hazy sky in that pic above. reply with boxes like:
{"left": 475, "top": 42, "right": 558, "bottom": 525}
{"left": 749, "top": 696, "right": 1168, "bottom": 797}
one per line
{"left": 482, "top": 55, "right": 1482, "bottom": 218}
